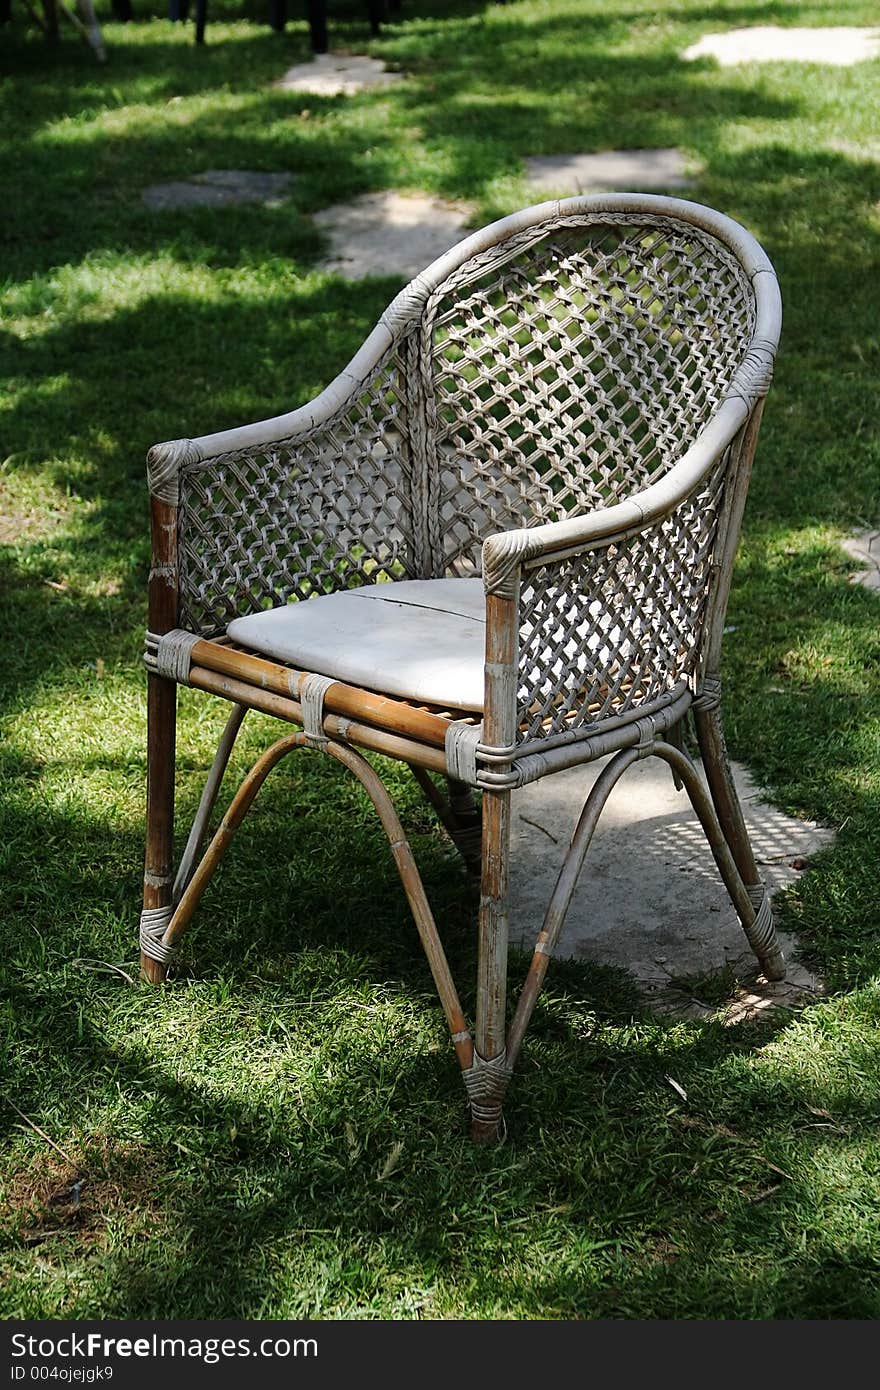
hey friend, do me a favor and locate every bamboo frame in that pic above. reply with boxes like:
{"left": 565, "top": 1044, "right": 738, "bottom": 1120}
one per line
{"left": 191, "top": 639, "right": 453, "bottom": 749}
{"left": 156, "top": 729, "right": 474, "bottom": 1073}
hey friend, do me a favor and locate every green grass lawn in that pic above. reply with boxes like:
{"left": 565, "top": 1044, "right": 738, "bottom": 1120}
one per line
{"left": 1, "top": 0, "right": 879, "bottom": 1319}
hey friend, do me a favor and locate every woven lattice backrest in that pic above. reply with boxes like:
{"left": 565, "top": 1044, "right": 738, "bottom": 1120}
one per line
{"left": 174, "top": 204, "right": 760, "bottom": 646}
{"left": 177, "top": 343, "right": 419, "bottom": 634}
{"left": 420, "top": 213, "right": 755, "bottom": 577}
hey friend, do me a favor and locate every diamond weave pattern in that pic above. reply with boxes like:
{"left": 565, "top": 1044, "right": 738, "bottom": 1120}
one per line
{"left": 518, "top": 460, "right": 727, "bottom": 743}
{"left": 424, "top": 217, "right": 753, "bottom": 576}
{"left": 178, "top": 348, "right": 417, "bottom": 634}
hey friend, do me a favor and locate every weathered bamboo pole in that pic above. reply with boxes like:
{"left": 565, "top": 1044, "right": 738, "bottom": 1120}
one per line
{"left": 695, "top": 402, "right": 767, "bottom": 887}
{"left": 507, "top": 746, "right": 641, "bottom": 1067}
{"left": 141, "top": 495, "right": 178, "bottom": 984}
{"left": 162, "top": 732, "right": 307, "bottom": 950}
{"left": 187, "top": 665, "right": 449, "bottom": 774}
{"left": 191, "top": 639, "right": 454, "bottom": 749}
{"left": 159, "top": 731, "right": 474, "bottom": 1070}
{"left": 173, "top": 703, "right": 247, "bottom": 903}
{"left": 329, "top": 743, "right": 473, "bottom": 1071}
{"left": 409, "top": 767, "right": 482, "bottom": 876}
{"left": 652, "top": 740, "right": 785, "bottom": 979}
{"left": 470, "top": 590, "right": 517, "bottom": 1141}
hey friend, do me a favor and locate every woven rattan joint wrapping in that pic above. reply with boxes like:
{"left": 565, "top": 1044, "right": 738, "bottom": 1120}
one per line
{"left": 139, "top": 906, "right": 175, "bottom": 964}
{"left": 745, "top": 884, "right": 776, "bottom": 957}
{"left": 300, "top": 673, "right": 335, "bottom": 746}
{"left": 462, "top": 1049, "right": 513, "bottom": 1122}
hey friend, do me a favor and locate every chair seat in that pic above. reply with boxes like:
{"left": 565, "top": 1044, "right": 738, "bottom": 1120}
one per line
{"left": 227, "top": 578, "right": 487, "bottom": 711}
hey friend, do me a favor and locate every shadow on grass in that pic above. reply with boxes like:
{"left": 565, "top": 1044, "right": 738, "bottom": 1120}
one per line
{"left": 2, "top": 0, "right": 880, "bottom": 1318}
{"left": 2, "top": 6, "right": 808, "bottom": 277}
{"left": 3, "top": 871, "right": 880, "bottom": 1317}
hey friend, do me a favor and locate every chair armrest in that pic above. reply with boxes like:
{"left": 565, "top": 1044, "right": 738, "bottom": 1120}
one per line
{"left": 479, "top": 392, "right": 765, "bottom": 763}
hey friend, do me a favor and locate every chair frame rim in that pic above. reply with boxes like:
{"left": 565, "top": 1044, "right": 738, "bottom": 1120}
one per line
{"left": 149, "top": 194, "right": 779, "bottom": 475}
{"left": 140, "top": 194, "right": 786, "bottom": 1140}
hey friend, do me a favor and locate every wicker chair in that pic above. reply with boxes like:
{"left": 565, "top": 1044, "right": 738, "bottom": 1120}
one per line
{"left": 140, "top": 194, "right": 785, "bottom": 1140}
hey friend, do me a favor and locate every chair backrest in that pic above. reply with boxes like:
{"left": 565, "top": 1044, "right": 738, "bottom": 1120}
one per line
{"left": 414, "top": 208, "right": 756, "bottom": 581}
{"left": 173, "top": 197, "right": 769, "bottom": 640}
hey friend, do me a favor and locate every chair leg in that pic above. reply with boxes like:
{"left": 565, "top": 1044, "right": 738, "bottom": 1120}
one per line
{"left": 655, "top": 737, "right": 786, "bottom": 981}
{"left": 147, "top": 730, "right": 477, "bottom": 1082}
{"left": 693, "top": 704, "right": 786, "bottom": 980}
{"left": 467, "top": 787, "right": 512, "bottom": 1143}
{"left": 140, "top": 673, "right": 177, "bottom": 983}
{"left": 173, "top": 704, "right": 247, "bottom": 904}
{"left": 409, "top": 767, "right": 482, "bottom": 877}
{"left": 447, "top": 779, "right": 483, "bottom": 878}
{"left": 507, "top": 747, "right": 641, "bottom": 1067}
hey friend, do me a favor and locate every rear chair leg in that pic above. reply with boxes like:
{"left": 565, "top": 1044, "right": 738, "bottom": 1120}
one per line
{"left": 447, "top": 778, "right": 483, "bottom": 879}
{"left": 409, "top": 766, "right": 482, "bottom": 877}
{"left": 693, "top": 705, "right": 786, "bottom": 981}
{"left": 656, "top": 734, "right": 785, "bottom": 982}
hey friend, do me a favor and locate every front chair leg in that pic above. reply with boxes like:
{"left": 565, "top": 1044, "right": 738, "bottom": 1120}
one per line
{"left": 467, "top": 787, "right": 512, "bottom": 1142}
{"left": 140, "top": 673, "right": 177, "bottom": 982}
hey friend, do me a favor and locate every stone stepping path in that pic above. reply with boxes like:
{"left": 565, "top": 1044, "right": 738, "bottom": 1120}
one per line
{"left": 684, "top": 26, "right": 880, "bottom": 67}
{"left": 275, "top": 51, "right": 403, "bottom": 96}
{"left": 142, "top": 169, "right": 293, "bottom": 211}
{"left": 524, "top": 148, "right": 695, "bottom": 197}
{"left": 508, "top": 756, "right": 832, "bottom": 1021}
{"left": 842, "top": 530, "right": 880, "bottom": 591}
{"left": 314, "top": 191, "right": 473, "bottom": 280}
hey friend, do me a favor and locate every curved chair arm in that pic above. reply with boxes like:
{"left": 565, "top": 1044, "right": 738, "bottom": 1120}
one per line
{"left": 479, "top": 365, "right": 777, "bottom": 768}
{"left": 146, "top": 321, "right": 399, "bottom": 506}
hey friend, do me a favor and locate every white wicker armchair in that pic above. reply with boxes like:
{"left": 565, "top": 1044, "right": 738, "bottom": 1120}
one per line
{"left": 141, "top": 194, "right": 785, "bottom": 1139}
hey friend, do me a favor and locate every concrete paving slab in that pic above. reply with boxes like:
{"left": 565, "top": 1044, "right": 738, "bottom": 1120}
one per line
{"left": 275, "top": 52, "right": 403, "bottom": 96}
{"left": 143, "top": 170, "right": 293, "bottom": 211}
{"left": 683, "top": 26, "right": 880, "bottom": 67}
{"left": 524, "top": 148, "right": 695, "bottom": 196}
{"left": 313, "top": 191, "right": 473, "bottom": 281}
{"left": 841, "top": 530, "right": 880, "bottom": 591}
{"left": 508, "top": 756, "right": 833, "bottom": 1018}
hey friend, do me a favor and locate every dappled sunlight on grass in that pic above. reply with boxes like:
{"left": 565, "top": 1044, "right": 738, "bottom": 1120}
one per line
{"left": 2, "top": 253, "right": 312, "bottom": 340}
{"left": 1, "top": 0, "right": 879, "bottom": 1319}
